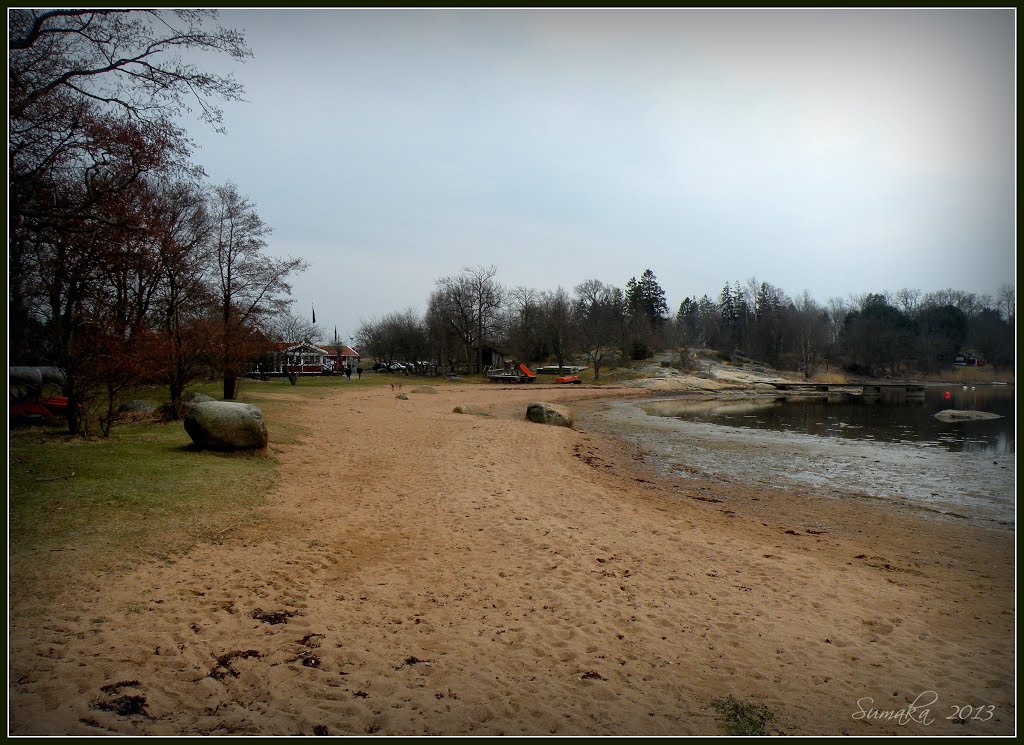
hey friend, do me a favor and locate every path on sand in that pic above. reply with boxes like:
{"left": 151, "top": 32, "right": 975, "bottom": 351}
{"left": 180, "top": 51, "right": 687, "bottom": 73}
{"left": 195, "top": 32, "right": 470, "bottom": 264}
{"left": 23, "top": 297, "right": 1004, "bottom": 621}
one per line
{"left": 8, "top": 384, "right": 1015, "bottom": 735}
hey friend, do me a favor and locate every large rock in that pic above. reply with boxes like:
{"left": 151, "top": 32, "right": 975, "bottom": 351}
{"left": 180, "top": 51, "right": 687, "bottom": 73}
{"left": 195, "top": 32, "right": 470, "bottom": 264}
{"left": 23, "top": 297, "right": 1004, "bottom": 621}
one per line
{"left": 933, "top": 409, "right": 1003, "bottom": 422}
{"left": 179, "top": 392, "right": 215, "bottom": 415}
{"left": 118, "top": 399, "right": 156, "bottom": 414}
{"left": 118, "top": 400, "right": 156, "bottom": 421}
{"left": 184, "top": 401, "right": 268, "bottom": 451}
{"left": 453, "top": 404, "right": 489, "bottom": 416}
{"left": 526, "top": 402, "right": 575, "bottom": 428}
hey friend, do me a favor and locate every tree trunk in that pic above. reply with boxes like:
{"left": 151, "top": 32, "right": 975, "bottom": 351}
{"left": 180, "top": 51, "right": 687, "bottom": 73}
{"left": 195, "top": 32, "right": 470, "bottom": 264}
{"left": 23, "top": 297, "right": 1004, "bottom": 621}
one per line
{"left": 168, "top": 377, "right": 185, "bottom": 419}
{"left": 65, "top": 386, "right": 83, "bottom": 436}
{"left": 100, "top": 381, "right": 116, "bottom": 437}
{"left": 224, "top": 375, "right": 237, "bottom": 400}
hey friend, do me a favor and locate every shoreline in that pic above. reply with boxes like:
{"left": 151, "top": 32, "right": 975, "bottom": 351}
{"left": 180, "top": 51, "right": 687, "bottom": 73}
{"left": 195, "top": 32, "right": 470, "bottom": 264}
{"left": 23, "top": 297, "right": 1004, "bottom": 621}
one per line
{"left": 8, "top": 382, "right": 1016, "bottom": 735}
{"left": 575, "top": 390, "right": 1015, "bottom": 530}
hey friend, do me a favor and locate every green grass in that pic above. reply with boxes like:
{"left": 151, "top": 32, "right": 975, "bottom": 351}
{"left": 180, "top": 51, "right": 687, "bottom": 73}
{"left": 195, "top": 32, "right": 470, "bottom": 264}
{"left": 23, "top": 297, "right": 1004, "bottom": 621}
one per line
{"left": 710, "top": 695, "right": 777, "bottom": 736}
{"left": 9, "top": 419, "right": 276, "bottom": 596}
{"left": 8, "top": 372, "right": 477, "bottom": 601}
{"left": 11, "top": 370, "right": 500, "bottom": 601}
{"left": 8, "top": 378, "right": 342, "bottom": 600}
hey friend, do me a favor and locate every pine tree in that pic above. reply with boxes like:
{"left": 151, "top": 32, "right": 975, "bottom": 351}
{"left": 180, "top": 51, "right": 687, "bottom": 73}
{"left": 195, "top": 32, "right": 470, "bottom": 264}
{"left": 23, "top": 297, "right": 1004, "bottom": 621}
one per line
{"left": 626, "top": 269, "right": 669, "bottom": 327}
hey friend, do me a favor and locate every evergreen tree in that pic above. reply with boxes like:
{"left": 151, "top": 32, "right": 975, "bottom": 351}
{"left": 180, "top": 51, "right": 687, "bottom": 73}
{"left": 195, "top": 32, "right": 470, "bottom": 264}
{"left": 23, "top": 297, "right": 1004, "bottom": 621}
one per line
{"left": 625, "top": 269, "right": 669, "bottom": 327}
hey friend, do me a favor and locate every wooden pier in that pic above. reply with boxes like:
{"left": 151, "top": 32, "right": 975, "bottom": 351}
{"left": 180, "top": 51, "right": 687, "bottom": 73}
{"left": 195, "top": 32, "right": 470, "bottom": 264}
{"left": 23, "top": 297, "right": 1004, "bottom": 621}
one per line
{"left": 768, "top": 382, "right": 927, "bottom": 402}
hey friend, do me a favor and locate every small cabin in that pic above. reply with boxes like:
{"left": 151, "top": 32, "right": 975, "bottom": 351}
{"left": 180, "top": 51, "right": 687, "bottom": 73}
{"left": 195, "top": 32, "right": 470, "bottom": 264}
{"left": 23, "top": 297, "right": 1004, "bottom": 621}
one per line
{"left": 251, "top": 342, "right": 333, "bottom": 376}
{"left": 953, "top": 352, "right": 986, "bottom": 367}
{"left": 323, "top": 345, "right": 361, "bottom": 372}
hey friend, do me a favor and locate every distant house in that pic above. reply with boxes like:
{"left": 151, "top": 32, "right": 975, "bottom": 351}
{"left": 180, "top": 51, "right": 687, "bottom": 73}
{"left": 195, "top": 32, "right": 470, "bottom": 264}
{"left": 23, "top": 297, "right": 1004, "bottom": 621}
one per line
{"left": 323, "top": 344, "right": 361, "bottom": 372}
{"left": 250, "top": 341, "right": 333, "bottom": 377}
{"left": 249, "top": 341, "right": 364, "bottom": 378}
{"left": 953, "top": 352, "right": 986, "bottom": 367}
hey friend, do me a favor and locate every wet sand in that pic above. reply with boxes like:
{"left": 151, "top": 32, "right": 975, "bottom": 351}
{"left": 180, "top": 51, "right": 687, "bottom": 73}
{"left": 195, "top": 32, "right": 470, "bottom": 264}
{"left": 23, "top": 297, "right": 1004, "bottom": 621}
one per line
{"left": 7, "top": 383, "right": 1016, "bottom": 735}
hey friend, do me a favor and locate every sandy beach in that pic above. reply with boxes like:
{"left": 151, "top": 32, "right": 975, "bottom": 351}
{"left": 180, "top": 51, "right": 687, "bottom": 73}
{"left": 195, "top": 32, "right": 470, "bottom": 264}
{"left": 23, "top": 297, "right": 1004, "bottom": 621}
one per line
{"left": 7, "top": 382, "right": 1016, "bottom": 735}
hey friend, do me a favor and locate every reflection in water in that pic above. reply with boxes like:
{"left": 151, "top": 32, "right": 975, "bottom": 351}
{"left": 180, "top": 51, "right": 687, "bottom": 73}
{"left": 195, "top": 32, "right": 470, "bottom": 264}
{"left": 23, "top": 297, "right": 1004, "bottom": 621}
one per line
{"left": 642, "top": 385, "right": 1015, "bottom": 456}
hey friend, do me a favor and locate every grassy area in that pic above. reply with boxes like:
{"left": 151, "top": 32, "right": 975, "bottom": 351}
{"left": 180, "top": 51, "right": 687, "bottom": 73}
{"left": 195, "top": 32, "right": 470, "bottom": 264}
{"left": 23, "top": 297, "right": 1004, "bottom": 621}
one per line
{"left": 710, "top": 695, "right": 777, "bottom": 736}
{"left": 9, "top": 376, "right": 363, "bottom": 601}
{"left": 925, "top": 366, "right": 1015, "bottom": 384}
{"left": 9, "top": 371, "right": 491, "bottom": 602}
{"left": 809, "top": 370, "right": 851, "bottom": 384}
{"left": 8, "top": 420, "right": 276, "bottom": 600}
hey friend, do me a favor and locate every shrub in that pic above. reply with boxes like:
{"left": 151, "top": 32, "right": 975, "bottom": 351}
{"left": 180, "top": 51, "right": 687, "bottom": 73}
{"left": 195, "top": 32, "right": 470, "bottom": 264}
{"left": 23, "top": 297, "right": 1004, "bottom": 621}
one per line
{"left": 711, "top": 695, "right": 777, "bottom": 736}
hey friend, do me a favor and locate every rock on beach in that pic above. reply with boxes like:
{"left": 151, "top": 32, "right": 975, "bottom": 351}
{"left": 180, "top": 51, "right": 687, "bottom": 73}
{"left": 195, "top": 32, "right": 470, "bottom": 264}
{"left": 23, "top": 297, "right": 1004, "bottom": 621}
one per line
{"left": 526, "top": 402, "right": 574, "bottom": 428}
{"left": 183, "top": 401, "right": 268, "bottom": 450}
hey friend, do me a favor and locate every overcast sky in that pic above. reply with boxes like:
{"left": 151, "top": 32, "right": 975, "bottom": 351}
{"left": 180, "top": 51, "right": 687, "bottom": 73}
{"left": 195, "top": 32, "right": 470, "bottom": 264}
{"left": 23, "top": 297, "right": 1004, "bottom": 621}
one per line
{"left": 182, "top": 8, "right": 1015, "bottom": 341}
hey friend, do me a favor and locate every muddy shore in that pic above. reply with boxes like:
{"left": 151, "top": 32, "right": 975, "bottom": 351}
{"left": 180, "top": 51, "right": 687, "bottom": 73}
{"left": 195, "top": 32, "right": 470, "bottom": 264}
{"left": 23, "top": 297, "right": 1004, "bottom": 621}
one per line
{"left": 578, "top": 391, "right": 1015, "bottom": 529}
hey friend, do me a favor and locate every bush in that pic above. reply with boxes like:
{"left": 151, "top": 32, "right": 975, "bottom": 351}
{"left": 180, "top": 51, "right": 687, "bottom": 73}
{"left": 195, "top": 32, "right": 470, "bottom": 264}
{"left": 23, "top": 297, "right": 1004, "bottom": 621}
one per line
{"left": 674, "top": 347, "right": 699, "bottom": 372}
{"left": 711, "top": 695, "right": 777, "bottom": 736}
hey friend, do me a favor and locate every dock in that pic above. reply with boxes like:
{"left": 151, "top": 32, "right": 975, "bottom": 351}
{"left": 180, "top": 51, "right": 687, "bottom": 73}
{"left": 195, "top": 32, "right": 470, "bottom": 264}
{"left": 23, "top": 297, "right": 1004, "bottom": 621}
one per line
{"left": 768, "top": 381, "right": 927, "bottom": 402}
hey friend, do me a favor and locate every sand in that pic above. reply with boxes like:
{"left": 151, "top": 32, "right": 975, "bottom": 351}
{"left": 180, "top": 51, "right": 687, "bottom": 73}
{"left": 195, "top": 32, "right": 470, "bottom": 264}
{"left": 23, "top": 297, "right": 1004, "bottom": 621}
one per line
{"left": 7, "top": 383, "right": 1016, "bottom": 735}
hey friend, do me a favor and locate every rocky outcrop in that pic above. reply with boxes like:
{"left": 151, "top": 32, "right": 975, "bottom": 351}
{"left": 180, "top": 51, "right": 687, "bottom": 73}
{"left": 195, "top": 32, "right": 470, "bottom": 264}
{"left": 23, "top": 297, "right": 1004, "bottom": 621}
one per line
{"left": 526, "top": 402, "right": 574, "bottom": 428}
{"left": 396, "top": 393, "right": 409, "bottom": 400}
{"left": 933, "top": 409, "right": 1003, "bottom": 422}
{"left": 183, "top": 401, "right": 268, "bottom": 450}
{"left": 453, "top": 404, "right": 489, "bottom": 416}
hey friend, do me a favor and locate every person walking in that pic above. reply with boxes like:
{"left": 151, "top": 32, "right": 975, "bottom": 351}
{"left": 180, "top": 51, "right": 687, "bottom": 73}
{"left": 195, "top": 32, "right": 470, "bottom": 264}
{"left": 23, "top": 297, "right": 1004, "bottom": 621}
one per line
{"left": 345, "top": 364, "right": 352, "bottom": 382}
{"left": 356, "top": 365, "right": 363, "bottom": 380}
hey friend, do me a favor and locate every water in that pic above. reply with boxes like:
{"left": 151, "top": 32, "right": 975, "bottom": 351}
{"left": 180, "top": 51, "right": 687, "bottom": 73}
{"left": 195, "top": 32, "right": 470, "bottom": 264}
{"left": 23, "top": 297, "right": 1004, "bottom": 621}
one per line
{"left": 640, "top": 385, "right": 1015, "bottom": 457}
{"left": 579, "top": 385, "right": 1016, "bottom": 528}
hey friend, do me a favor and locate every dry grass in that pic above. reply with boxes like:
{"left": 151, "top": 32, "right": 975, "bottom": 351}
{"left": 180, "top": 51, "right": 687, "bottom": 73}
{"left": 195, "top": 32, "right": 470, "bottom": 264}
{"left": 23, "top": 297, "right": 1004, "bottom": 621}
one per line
{"left": 808, "top": 370, "right": 851, "bottom": 384}
{"left": 930, "top": 366, "right": 1015, "bottom": 384}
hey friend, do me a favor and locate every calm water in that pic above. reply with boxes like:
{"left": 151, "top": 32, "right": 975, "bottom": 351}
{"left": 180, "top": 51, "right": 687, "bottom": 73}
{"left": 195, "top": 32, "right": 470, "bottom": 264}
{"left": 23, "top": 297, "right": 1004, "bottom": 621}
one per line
{"left": 644, "top": 385, "right": 1015, "bottom": 457}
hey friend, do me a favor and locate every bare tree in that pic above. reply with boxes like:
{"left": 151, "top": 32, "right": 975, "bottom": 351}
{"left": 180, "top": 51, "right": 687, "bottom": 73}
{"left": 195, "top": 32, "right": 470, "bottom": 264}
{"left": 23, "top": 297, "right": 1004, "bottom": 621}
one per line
{"left": 430, "top": 275, "right": 477, "bottom": 373}
{"left": 267, "top": 312, "right": 322, "bottom": 346}
{"left": 9, "top": 10, "right": 251, "bottom": 367}
{"left": 574, "top": 279, "right": 624, "bottom": 381}
{"left": 9, "top": 10, "right": 248, "bottom": 132}
{"left": 894, "top": 288, "right": 922, "bottom": 315}
{"left": 465, "top": 265, "right": 504, "bottom": 373}
{"left": 151, "top": 180, "right": 218, "bottom": 417}
{"left": 211, "top": 182, "right": 307, "bottom": 399}
{"left": 538, "top": 287, "right": 576, "bottom": 371}
{"left": 791, "top": 291, "right": 830, "bottom": 379}
{"left": 431, "top": 266, "right": 504, "bottom": 374}
{"left": 504, "top": 286, "right": 542, "bottom": 362}
{"left": 996, "top": 284, "right": 1015, "bottom": 323}
{"left": 825, "top": 297, "right": 849, "bottom": 348}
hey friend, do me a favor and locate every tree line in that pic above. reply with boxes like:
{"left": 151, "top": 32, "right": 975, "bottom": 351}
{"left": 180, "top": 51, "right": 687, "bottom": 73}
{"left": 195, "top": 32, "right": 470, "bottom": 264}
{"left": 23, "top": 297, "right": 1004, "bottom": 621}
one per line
{"left": 356, "top": 267, "right": 1015, "bottom": 381}
{"left": 8, "top": 10, "right": 306, "bottom": 434}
